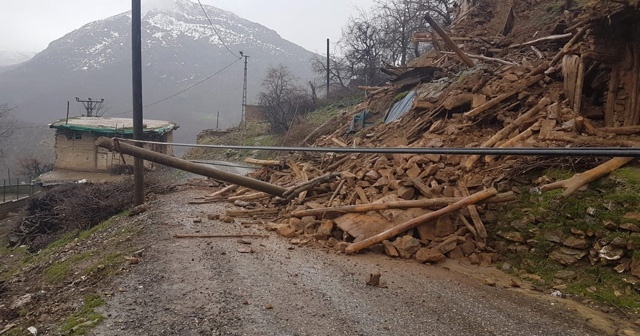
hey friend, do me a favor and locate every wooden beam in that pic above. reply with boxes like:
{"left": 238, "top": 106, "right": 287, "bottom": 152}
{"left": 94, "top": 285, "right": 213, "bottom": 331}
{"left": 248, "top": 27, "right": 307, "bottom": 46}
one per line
{"left": 424, "top": 14, "right": 475, "bottom": 68}
{"left": 289, "top": 192, "right": 515, "bottom": 218}
{"left": 464, "top": 74, "right": 545, "bottom": 119}
{"left": 345, "top": 188, "right": 498, "bottom": 254}
{"left": 541, "top": 158, "right": 634, "bottom": 198}
{"left": 507, "top": 33, "right": 572, "bottom": 49}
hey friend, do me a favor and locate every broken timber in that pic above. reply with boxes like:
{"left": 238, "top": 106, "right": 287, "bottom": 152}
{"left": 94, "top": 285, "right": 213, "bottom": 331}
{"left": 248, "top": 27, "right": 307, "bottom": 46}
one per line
{"left": 424, "top": 14, "right": 475, "bottom": 68}
{"left": 345, "top": 188, "right": 498, "bottom": 254}
{"left": 290, "top": 191, "right": 515, "bottom": 218}
{"left": 96, "top": 137, "right": 286, "bottom": 197}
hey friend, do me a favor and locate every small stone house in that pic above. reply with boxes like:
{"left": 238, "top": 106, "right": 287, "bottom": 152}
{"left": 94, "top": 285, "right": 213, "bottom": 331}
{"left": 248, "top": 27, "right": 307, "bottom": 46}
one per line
{"left": 49, "top": 117, "right": 179, "bottom": 172}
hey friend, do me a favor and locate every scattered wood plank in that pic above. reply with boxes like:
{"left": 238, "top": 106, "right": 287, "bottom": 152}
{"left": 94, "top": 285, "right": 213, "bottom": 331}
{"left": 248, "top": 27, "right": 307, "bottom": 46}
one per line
{"left": 354, "top": 186, "right": 370, "bottom": 204}
{"left": 464, "top": 74, "right": 545, "bottom": 119}
{"left": 460, "top": 184, "right": 487, "bottom": 240}
{"left": 206, "top": 185, "right": 238, "bottom": 198}
{"left": 440, "top": 51, "right": 517, "bottom": 66}
{"left": 289, "top": 192, "right": 515, "bottom": 218}
{"left": 323, "top": 155, "right": 350, "bottom": 173}
{"left": 541, "top": 157, "right": 634, "bottom": 199}
{"left": 282, "top": 172, "right": 341, "bottom": 201}
{"left": 227, "top": 192, "right": 269, "bottom": 202}
{"left": 189, "top": 199, "right": 220, "bottom": 205}
{"left": 331, "top": 137, "right": 348, "bottom": 148}
{"left": 244, "top": 158, "right": 281, "bottom": 166}
{"left": 409, "top": 177, "right": 436, "bottom": 197}
{"left": 507, "top": 33, "right": 572, "bottom": 49}
{"left": 226, "top": 208, "right": 280, "bottom": 217}
{"left": 599, "top": 125, "right": 640, "bottom": 135}
{"left": 464, "top": 98, "right": 551, "bottom": 170}
{"left": 549, "top": 26, "right": 588, "bottom": 67}
{"left": 327, "top": 179, "right": 346, "bottom": 207}
{"left": 484, "top": 121, "right": 540, "bottom": 162}
{"left": 531, "top": 46, "right": 544, "bottom": 59}
{"left": 345, "top": 188, "right": 498, "bottom": 254}
{"left": 424, "top": 14, "right": 475, "bottom": 68}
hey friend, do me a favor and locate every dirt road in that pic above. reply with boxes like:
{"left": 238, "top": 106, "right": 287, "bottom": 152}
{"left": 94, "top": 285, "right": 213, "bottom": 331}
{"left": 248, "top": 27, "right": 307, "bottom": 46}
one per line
{"left": 88, "top": 184, "right": 611, "bottom": 336}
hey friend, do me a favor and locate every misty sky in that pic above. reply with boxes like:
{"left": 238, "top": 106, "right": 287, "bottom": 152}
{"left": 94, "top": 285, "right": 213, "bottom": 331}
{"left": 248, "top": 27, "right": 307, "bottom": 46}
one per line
{"left": 0, "top": 0, "right": 374, "bottom": 54}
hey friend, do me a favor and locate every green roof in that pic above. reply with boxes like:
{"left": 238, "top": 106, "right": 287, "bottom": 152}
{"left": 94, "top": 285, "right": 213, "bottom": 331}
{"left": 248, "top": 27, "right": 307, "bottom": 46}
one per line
{"left": 50, "top": 117, "right": 179, "bottom": 135}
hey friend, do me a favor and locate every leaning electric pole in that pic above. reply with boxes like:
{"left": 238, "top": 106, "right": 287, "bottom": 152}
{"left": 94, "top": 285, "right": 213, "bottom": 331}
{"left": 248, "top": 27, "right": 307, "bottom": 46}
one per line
{"left": 240, "top": 51, "right": 249, "bottom": 129}
{"left": 75, "top": 97, "right": 104, "bottom": 117}
{"left": 132, "top": 0, "right": 144, "bottom": 206}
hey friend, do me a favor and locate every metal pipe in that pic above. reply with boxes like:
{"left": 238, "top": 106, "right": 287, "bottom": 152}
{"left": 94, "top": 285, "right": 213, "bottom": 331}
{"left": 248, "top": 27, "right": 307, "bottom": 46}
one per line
{"left": 119, "top": 139, "right": 640, "bottom": 157}
{"left": 95, "top": 137, "right": 287, "bottom": 197}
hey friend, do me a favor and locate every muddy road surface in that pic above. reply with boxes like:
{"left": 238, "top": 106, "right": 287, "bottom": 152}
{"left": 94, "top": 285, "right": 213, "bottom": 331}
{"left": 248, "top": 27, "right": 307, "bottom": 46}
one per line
{"left": 88, "top": 183, "right": 611, "bottom": 336}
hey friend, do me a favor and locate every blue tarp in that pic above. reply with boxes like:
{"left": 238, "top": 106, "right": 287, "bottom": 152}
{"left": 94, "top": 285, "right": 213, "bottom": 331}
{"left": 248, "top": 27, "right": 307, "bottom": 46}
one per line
{"left": 384, "top": 90, "right": 416, "bottom": 124}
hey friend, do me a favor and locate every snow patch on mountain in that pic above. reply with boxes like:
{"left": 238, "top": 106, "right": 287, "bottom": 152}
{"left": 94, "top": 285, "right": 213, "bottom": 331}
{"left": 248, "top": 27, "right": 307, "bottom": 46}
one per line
{"left": 0, "top": 50, "right": 36, "bottom": 67}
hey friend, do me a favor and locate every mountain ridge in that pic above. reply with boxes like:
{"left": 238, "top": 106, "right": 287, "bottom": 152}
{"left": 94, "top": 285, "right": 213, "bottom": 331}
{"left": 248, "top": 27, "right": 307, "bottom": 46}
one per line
{"left": 0, "top": 0, "right": 316, "bottom": 148}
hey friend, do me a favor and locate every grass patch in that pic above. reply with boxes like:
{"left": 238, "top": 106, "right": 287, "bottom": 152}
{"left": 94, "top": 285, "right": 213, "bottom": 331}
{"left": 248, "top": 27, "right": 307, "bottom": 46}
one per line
{"left": 77, "top": 211, "right": 128, "bottom": 241}
{"left": 83, "top": 252, "right": 125, "bottom": 279}
{"left": 59, "top": 294, "right": 106, "bottom": 335}
{"left": 495, "top": 166, "right": 640, "bottom": 312}
{"left": 43, "top": 252, "right": 92, "bottom": 285}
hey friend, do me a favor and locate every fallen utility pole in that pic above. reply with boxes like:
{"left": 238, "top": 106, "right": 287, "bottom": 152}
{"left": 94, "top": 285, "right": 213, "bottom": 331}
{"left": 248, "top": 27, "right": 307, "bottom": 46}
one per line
{"left": 95, "top": 137, "right": 286, "bottom": 197}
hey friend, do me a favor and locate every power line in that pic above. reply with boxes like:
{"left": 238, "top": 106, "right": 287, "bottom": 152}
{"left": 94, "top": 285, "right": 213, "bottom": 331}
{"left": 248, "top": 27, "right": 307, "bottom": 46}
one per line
{"left": 196, "top": 0, "right": 241, "bottom": 59}
{"left": 117, "top": 139, "right": 640, "bottom": 157}
{"left": 107, "top": 58, "right": 242, "bottom": 116}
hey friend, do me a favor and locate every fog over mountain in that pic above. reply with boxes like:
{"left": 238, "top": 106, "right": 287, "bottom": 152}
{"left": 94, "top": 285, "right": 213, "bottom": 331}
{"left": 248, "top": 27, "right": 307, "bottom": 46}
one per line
{"left": 0, "top": 0, "right": 316, "bottom": 148}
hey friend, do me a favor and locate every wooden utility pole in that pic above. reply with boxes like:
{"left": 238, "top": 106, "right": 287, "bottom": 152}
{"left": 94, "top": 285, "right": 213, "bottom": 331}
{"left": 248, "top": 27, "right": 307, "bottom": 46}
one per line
{"left": 95, "top": 137, "right": 287, "bottom": 197}
{"left": 132, "top": 0, "right": 145, "bottom": 206}
{"left": 326, "top": 38, "right": 330, "bottom": 96}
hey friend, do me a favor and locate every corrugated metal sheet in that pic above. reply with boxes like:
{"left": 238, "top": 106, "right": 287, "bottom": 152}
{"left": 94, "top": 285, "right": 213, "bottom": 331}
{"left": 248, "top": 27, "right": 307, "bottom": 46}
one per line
{"left": 384, "top": 90, "right": 416, "bottom": 124}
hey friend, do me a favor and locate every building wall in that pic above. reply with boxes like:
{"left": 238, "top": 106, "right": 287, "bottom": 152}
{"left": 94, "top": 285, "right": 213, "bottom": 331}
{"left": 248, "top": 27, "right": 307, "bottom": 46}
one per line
{"left": 245, "top": 105, "right": 264, "bottom": 123}
{"left": 54, "top": 131, "right": 174, "bottom": 172}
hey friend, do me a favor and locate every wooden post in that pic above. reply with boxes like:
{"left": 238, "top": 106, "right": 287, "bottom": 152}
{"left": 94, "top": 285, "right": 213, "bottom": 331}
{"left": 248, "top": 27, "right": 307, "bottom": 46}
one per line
{"left": 344, "top": 188, "right": 498, "bottom": 254}
{"left": 574, "top": 57, "right": 586, "bottom": 115}
{"left": 95, "top": 137, "right": 287, "bottom": 197}
{"left": 424, "top": 14, "right": 475, "bottom": 68}
{"left": 605, "top": 65, "right": 620, "bottom": 127}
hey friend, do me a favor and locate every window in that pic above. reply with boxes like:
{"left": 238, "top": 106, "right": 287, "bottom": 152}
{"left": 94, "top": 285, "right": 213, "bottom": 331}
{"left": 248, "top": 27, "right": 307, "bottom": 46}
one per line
{"left": 66, "top": 133, "right": 83, "bottom": 140}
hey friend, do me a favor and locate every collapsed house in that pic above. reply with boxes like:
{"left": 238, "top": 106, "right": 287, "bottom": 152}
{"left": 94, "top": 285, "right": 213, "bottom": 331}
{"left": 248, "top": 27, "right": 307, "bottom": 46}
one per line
{"left": 194, "top": 0, "right": 640, "bottom": 276}
{"left": 564, "top": 0, "right": 640, "bottom": 127}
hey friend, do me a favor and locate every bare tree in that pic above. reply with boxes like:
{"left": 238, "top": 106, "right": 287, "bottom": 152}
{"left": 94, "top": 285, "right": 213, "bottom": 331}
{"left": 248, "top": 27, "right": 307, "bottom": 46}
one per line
{"left": 340, "top": 12, "right": 390, "bottom": 85}
{"left": 374, "top": 0, "right": 457, "bottom": 66}
{"left": 311, "top": 54, "right": 355, "bottom": 94}
{"left": 94, "top": 102, "right": 111, "bottom": 117}
{"left": 17, "top": 154, "right": 54, "bottom": 177}
{"left": 258, "top": 65, "right": 314, "bottom": 134}
{"left": 0, "top": 104, "right": 16, "bottom": 158}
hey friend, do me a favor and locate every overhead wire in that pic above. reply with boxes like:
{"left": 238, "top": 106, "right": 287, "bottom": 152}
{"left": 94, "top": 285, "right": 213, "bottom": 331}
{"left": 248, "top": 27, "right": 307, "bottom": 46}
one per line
{"left": 106, "top": 0, "right": 245, "bottom": 117}
{"left": 196, "top": 0, "right": 242, "bottom": 59}
{"left": 116, "top": 139, "right": 640, "bottom": 157}
{"left": 107, "top": 57, "right": 242, "bottom": 117}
